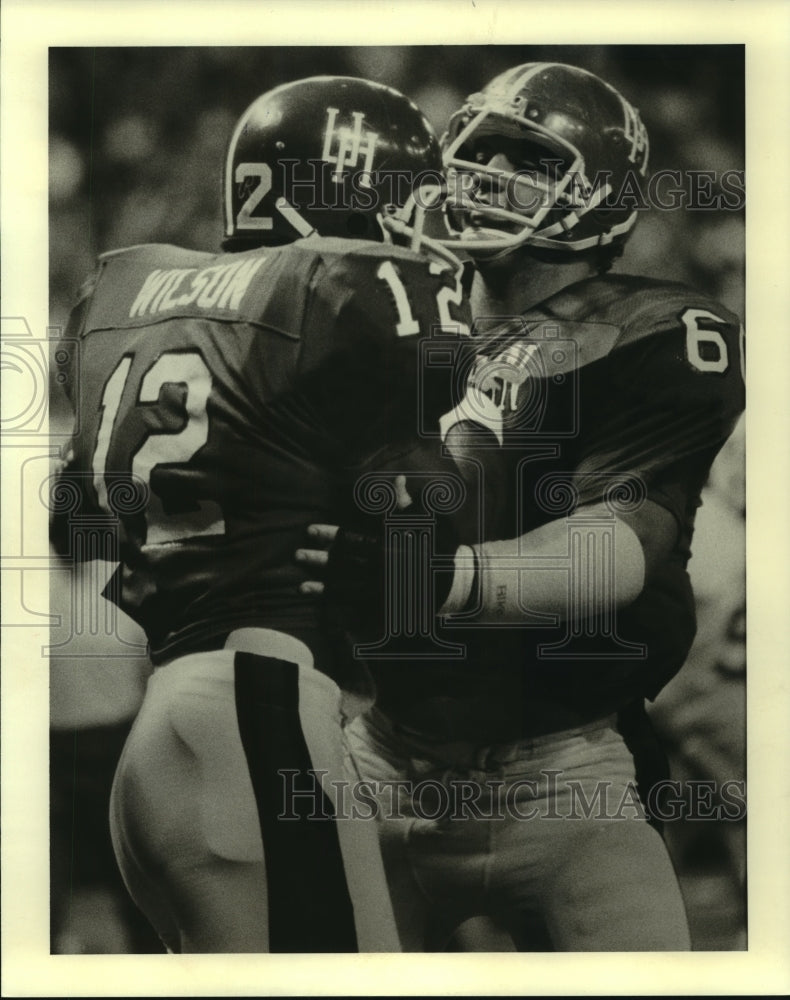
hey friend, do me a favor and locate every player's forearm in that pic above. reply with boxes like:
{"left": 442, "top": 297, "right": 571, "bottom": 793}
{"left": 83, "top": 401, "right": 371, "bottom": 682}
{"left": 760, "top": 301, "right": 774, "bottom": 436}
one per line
{"left": 440, "top": 504, "right": 647, "bottom": 623}
{"left": 48, "top": 450, "right": 99, "bottom": 560}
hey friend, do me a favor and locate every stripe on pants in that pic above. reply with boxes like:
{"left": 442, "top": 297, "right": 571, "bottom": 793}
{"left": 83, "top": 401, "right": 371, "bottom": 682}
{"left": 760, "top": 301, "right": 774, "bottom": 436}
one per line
{"left": 234, "top": 652, "right": 358, "bottom": 952}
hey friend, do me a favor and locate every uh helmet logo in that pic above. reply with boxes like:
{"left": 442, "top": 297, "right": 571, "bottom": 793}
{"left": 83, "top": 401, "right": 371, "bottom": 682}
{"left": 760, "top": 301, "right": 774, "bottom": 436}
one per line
{"left": 322, "top": 107, "right": 379, "bottom": 188}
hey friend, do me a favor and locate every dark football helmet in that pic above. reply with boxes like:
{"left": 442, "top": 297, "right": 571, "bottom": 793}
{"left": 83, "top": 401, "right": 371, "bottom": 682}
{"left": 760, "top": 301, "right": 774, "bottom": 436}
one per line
{"left": 222, "top": 75, "right": 453, "bottom": 262}
{"left": 441, "top": 62, "right": 650, "bottom": 259}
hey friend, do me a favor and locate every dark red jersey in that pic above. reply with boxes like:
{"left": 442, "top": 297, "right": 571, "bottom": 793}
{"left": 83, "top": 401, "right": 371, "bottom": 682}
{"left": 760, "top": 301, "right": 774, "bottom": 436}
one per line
{"left": 55, "top": 237, "right": 470, "bottom": 669}
{"left": 371, "top": 273, "right": 745, "bottom": 738}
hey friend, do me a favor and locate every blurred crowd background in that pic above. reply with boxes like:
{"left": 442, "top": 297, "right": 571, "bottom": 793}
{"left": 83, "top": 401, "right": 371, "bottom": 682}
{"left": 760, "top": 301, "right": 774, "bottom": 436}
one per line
{"left": 48, "top": 45, "right": 746, "bottom": 953}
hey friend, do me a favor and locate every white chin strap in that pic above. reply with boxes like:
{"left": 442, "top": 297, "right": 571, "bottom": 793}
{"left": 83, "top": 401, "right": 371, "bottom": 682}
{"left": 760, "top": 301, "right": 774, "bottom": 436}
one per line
{"left": 381, "top": 186, "right": 464, "bottom": 270}
{"left": 274, "top": 197, "right": 317, "bottom": 239}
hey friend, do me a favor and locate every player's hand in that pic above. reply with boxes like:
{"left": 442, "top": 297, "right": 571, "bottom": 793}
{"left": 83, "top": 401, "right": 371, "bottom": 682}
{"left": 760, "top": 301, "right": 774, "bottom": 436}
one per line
{"left": 297, "top": 522, "right": 392, "bottom": 631}
{"left": 295, "top": 475, "right": 414, "bottom": 598}
{"left": 295, "top": 475, "right": 463, "bottom": 632}
{"left": 295, "top": 524, "right": 338, "bottom": 595}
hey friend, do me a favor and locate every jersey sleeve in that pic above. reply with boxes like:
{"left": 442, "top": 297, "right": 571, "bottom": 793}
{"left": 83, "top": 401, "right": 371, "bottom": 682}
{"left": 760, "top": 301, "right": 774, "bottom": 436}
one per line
{"left": 574, "top": 302, "right": 745, "bottom": 527}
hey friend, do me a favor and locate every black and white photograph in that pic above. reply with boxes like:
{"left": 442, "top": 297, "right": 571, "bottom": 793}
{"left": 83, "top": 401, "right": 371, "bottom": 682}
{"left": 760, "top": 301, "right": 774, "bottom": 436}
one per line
{"left": 2, "top": 1, "right": 789, "bottom": 996}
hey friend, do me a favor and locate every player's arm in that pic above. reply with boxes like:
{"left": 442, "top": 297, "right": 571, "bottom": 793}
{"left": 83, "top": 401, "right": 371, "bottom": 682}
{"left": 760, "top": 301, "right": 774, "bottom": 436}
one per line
{"left": 439, "top": 497, "right": 677, "bottom": 621}
{"left": 298, "top": 496, "right": 676, "bottom": 625}
{"left": 449, "top": 310, "right": 744, "bottom": 623}
{"left": 449, "top": 303, "right": 745, "bottom": 623}
{"left": 49, "top": 445, "right": 96, "bottom": 558}
{"left": 49, "top": 270, "right": 98, "bottom": 558}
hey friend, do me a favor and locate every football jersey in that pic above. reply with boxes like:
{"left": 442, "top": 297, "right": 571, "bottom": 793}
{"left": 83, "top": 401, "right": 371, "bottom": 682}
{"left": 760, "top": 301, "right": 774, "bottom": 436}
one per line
{"left": 371, "top": 273, "right": 746, "bottom": 739}
{"left": 55, "top": 237, "right": 470, "bottom": 671}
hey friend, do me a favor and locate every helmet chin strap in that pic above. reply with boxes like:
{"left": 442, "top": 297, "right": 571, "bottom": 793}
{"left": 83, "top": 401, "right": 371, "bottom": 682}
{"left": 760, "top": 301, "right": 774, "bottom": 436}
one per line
{"left": 382, "top": 214, "right": 463, "bottom": 270}
{"left": 273, "top": 193, "right": 465, "bottom": 269}
{"left": 275, "top": 197, "right": 317, "bottom": 239}
{"left": 381, "top": 188, "right": 464, "bottom": 270}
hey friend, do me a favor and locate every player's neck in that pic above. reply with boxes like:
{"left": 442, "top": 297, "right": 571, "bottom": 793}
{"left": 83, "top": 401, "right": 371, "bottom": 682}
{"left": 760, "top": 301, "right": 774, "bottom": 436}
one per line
{"left": 470, "top": 255, "right": 595, "bottom": 317}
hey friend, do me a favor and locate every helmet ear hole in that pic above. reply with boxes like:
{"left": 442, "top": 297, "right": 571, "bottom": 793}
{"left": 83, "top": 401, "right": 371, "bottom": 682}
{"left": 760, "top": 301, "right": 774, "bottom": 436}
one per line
{"left": 346, "top": 212, "right": 371, "bottom": 238}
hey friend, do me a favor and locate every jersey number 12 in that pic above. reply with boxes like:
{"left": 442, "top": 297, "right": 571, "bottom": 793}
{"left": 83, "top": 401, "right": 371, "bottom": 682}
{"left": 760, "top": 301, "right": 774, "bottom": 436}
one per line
{"left": 92, "top": 350, "right": 226, "bottom": 545}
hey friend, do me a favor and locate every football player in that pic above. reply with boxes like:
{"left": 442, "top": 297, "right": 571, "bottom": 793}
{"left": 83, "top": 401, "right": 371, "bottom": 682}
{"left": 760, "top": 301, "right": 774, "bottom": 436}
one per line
{"left": 299, "top": 64, "right": 745, "bottom": 950}
{"left": 50, "top": 75, "right": 474, "bottom": 953}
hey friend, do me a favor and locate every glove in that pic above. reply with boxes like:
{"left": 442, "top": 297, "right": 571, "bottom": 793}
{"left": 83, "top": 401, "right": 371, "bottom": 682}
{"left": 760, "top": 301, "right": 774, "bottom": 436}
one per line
{"left": 322, "top": 481, "right": 464, "bottom": 635}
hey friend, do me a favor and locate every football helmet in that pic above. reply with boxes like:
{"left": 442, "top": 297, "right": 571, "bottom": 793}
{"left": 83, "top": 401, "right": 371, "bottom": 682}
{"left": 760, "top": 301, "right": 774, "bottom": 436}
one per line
{"left": 441, "top": 62, "right": 650, "bottom": 259}
{"left": 222, "top": 75, "right": 455, "bottom": 263}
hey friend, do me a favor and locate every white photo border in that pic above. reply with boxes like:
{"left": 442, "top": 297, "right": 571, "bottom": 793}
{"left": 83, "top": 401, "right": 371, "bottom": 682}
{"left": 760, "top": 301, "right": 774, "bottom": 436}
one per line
{"left": 2, "top": 0, "right": 789, "bottom": 995}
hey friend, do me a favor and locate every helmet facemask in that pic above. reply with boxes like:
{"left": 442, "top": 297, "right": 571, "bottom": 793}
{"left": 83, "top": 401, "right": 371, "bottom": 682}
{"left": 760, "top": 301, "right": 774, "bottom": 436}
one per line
{"left": 441, "top": 80, "right": 645, "bottom": 262}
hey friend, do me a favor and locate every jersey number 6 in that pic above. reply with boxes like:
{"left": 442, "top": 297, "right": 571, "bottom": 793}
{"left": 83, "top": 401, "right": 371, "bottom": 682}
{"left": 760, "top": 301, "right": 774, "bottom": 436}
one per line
{"left": 682, "top": 308, "right": 745, "bottom": 378}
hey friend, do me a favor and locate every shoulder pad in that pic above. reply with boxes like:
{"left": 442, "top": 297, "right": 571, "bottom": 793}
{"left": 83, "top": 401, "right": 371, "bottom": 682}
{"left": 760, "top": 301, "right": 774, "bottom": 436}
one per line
{"left": 609, "top": 277, "right": 742, "bottom": 349}
{"left": 97, "top": 242, "right": 166, "bottom": 261}
{"left": 97, "top": 242, "right": 215, "bottom": 269}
